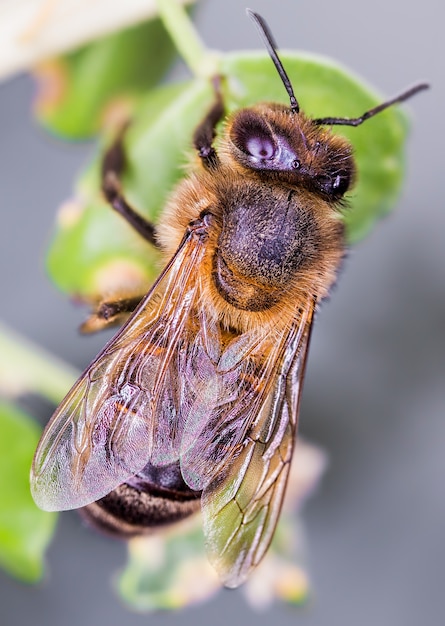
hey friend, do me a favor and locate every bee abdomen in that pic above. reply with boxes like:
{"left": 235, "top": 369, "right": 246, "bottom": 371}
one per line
{"left": 80, "top": 463, "right": 201, "bottom": 538}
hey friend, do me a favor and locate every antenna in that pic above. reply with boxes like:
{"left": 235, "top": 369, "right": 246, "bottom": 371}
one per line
{"left": 314, "top": 83, "right": 429, "bottom": 127}
{"left": 247, "top": 9, "right": 300, "bottom": 114}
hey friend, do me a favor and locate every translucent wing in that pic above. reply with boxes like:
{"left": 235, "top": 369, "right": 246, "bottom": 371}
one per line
{"left": 177, "top": 309, "right": 293, "bottom": 491}
{"left": 199, "top": 301, "right": 315, "bottom": 588}
{"left": 31, "top": 223, "right": 209, "bottom": 512}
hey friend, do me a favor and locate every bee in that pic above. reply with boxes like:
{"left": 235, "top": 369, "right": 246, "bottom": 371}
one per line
{"left": 30, "top": 10, "right": 428, "bottom": 588}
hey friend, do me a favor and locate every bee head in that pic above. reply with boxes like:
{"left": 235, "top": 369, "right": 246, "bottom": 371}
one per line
{"left": 226, "top": 104, "right": 355, "bottom": 202}
{"left": 240, "top": 10, "right": 428, "bottom": 200}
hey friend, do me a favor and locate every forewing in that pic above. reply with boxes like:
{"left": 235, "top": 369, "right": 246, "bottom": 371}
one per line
{"left": 178, "top": 312, "right": 284, "bottom": 490}
{"left": 31, "top": 227, "right": 209, "bottom": 512}
{"left": 200, "top": 301, "right": 315, "bottom": 588}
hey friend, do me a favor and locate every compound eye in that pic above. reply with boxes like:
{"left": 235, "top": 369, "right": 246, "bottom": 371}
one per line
{"left": 230, "top": 111, "right": 277, "bottom": 161}
{"left": 245, "top": 135, "right": 275, "bottom": 159}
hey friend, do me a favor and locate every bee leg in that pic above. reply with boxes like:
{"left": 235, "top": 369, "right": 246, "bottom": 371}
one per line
{"left": 80, "top": 295, "right": 144, "bottom": 334}
{"left": 101, "top": 127, "right": 159, "bottom": 248}
{"left": 193, "top": 76, "right": 225, "bottom": 170}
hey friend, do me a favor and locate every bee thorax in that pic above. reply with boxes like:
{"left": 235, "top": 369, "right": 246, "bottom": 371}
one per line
{"left": 212, "top": 184, "right": 322, "bottom": 311}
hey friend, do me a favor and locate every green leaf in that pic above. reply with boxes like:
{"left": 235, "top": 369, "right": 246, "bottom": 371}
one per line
{"left": 0, "top": 401, "right": 57, "bottom": 582}
{"left": 116, "top": 524, "right": 220, "bottom": 611}
{"left": 32, "top": 17, "right": 178, "bottom": 139}
{"left": 47, "top": 51, "right": 409, "bottom": 297}
{"left": 47, "top": 79, "right": 215, "bottom": 298}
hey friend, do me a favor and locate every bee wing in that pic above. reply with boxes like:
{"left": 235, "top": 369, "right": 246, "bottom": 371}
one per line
{"left": 177, "top": 309, "right": 289, "bottom": 491}
{"left": 31, "top": 225, "right": 209, "bottom": 512}
{"left": 199, "top": 301, "right": 315, "bottom": 588}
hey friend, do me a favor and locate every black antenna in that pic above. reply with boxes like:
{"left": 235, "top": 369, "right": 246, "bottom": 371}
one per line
{"left": 314, "top": 82, "right": 429, "bottom": 127}
{"left": 246, "top": 9, "right": 300, "bottom": 113}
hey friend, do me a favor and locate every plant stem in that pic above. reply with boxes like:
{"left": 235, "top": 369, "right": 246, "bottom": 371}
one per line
{"left": 155, "top": 0, "right": 220, "bottom": 77}
{"left": 0, "top": 323, "right": 78, "bottom": 406}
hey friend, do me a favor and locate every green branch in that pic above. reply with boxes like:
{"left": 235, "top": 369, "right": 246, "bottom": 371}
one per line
{"left": 0, "top": 322, "right": 78, "bottom": 406}
{"left": 155, "top": 0, "right": 220, "bottom": 77}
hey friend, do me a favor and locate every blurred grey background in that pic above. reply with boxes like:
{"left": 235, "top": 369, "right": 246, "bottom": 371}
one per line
{"left": 0, "top": 0, "right": 443, "bottom": 624}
